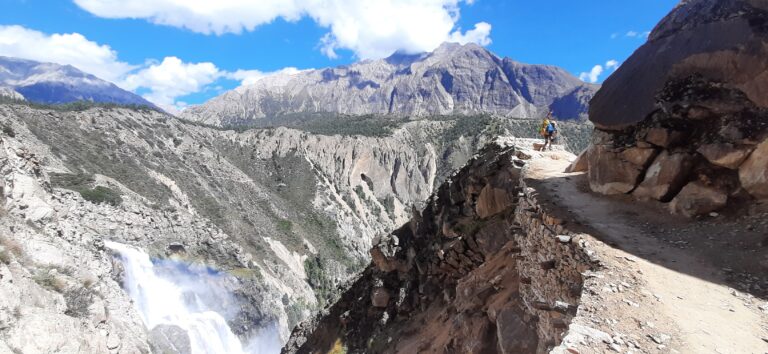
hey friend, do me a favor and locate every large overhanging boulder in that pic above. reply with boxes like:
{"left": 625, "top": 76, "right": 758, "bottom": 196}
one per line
{"left": 584, "top": 0, "right": 768, "bottom": 216}
{"left": 590, "top": 0, "right": 768, "bottom": 130}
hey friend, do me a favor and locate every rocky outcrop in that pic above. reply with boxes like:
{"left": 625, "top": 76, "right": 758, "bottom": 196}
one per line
{"left": 282, "top": 140, "right": 598, "bottom": 354}
{"left": 182, "top": 43, "right": 598, "bottom": 127}
{"left": 585, "top": 0, "right": 768, "bottom": 216}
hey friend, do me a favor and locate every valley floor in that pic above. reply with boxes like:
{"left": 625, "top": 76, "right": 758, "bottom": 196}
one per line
{"left": 527, "top": 157, "right": 768, "bottom": 353}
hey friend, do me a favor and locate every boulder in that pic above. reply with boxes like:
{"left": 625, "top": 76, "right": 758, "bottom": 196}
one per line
{"left": 621, "top": 147, "right": 658, "bottom": 166}
{"left": 644, "top": 127, "right": 685, "bottom": 148}
{"left": 370, "top": 234, "right": 404, "bottom": 273}
{"left": 587, "top": 145, "right": 657, "bottom": 195}
{"left": 148, "top": 325, "right": 191, "bottom": 354}
{"left": 589, "top": 0, "right": 768, "bottom": 130}
{"left": 697, "top": 143, "right": 752, "bottom": 169}
{"left": 565, "top": 149, "right": 588, "bottom": 173}
{"left": 739, "top": 139, "right": 768, "bottom": 199}
{"left": 669, "top": 182, "right": 728, "bottom": 217}
{"left": 633, "top": 151, "right": 694, "bottom": 202}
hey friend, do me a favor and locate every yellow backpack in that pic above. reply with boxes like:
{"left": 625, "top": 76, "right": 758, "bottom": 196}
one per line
{"left": 539, "top": 119, "right": 550, "bottom": 136}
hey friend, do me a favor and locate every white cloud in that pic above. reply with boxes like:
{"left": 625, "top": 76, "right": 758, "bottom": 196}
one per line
{"left": 73, "top": 0, "right": 490, "bottom": 59}
{"left": 0, "top": 25, "right": 135, "bottom": 83}
{"left": 579, "top": 65, "right": 604, "bottom": 84}
{"left": 225, "top": 67, "right": 304, "bottom": 87}
{"left": 122, "top": 57, "right": 222, "bottom": 113}
{"left": 624, "top": 30, "right": 650, "bottom": 39}
{"left": 579, "top": 59, "right": 620, "bottom": 84}
{"left": 448, "top": 22, "right": 492, "bottom": 47}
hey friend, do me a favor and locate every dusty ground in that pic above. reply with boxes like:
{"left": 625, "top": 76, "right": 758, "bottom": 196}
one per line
{"left": 527, "top": 155, "right": 768, "bottom": 354}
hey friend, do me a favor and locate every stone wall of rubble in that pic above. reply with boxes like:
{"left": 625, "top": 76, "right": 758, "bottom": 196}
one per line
{"left": 514, "top": 181, "right": 596, "bottom": 351}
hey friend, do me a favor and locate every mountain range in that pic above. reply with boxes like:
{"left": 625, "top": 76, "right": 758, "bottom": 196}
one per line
{"left": 0, "top": 56, "right": 156, "bottom": 108}
{"left": 182, "top": 42, "right": 598, "bottom": 127}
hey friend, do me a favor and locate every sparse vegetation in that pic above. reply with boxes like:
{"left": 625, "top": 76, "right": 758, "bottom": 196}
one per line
{"left": 2, "top": 125, "right": 15, "bottom": 137}
{"left": 0, "top": 96, "right": 159, "bottom": 113}
{"left": 32, "top": 270, "right": 67, "bottom": 293}
{"left": 277, "top": 219, "right": 293, "bottom": 234}
{"left": 304, "top": 256, "right": 334, "bottom": 307}
{"left": 79, "top": 186, "right": 123, "bottom": 206}
{"left": 285, "top": 299, "right": 309, "bottom": 329}
{"left": 0, "top": 250, "right": 11, "bottom": 264}
{"left": 381, "top": 196, "right": 396, "bottom": 217}
{"left": 50, "top": 173, "right": 123, "bottom": 206}
{"left": 63, "top": 287, "right": 94, "bottom": 318}
{"left": 228, "top": 267, "right": 263, "bottom": 280}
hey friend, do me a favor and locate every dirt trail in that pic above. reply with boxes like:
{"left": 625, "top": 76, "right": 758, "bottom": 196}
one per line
{"left": 527, "top": 155, "right": 768, "bottom": 354}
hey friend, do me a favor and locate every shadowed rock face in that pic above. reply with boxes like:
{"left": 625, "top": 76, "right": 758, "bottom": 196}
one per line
{"left": 182, "top": 43, "right": 598, "bottom": 127}
{"left": 586, "top": 0, "right": 768, "bottom": 216}
{"left": 589, "top": 0, "right": 768, "bottom": 130}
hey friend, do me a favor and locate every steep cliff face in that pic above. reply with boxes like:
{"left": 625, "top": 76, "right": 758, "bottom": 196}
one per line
{"left": 282, "top": 140, "right": 599, "bottom": 354}
{"left": 585, "top": 0, "right": 768, "bottom": 217}
{"left": 181, "top": 43, "right": 597, "bottom": 127}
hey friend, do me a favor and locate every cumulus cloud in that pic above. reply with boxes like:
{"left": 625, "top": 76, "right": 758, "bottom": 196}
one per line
{"left": 579, "top": 59, "right": 619, "bottom": 83}
{"left": 0, "top": 25, "right": 135, "bottom": 83}
{"left": 122, "top": 57, "right": 222, "bottom": 112}
{"left": 605, "top": 59, "right": 620, "bottom": 71}
{"left": 448, "top": 22, "right": 492, "bottom": 47}
{"left": 72, "top": 0, "right": 490, "bottom": 59}
{"left": 225, "top": 67, "right": 304, "bottom": 87}
{"left": 579, "top": 65, "right": 604, "bottom": 84}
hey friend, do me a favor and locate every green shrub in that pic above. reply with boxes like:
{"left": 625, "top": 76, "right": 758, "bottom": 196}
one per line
{"left": 304, "top": 257, "right": 334, "bottom": 307}
{"left": 79, "top": 186, "right": 123, "bottom": 206}
{"left": 277, "top": 219, "right": 293, "bottom": 234}
{"left": 1, "top": 125, "right": 15, "bottom": 137}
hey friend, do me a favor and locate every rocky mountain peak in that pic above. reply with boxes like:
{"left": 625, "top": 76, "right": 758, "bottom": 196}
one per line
{"left": 0, "top": 56, "right": 157, "bottom": 108}
{"left": 181, "top": 42, "right": 596, "bottom": 127}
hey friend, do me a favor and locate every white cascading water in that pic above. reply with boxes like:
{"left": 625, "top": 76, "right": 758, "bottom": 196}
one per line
{"left": 106, "top": 241, "right": 281, "bottom": 354}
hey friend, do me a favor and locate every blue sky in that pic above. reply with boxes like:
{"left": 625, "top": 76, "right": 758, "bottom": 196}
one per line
{"left": 0, "top": 0, "right": 678, "bottom": 111}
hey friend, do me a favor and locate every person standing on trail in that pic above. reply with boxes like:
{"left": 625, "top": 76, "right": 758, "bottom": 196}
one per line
{"left": 540, "top": 112, "right": 558, "bottom": 151}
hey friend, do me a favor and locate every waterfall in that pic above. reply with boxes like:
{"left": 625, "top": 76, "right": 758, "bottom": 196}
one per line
{"left": 106, "top": 241, "right": 280, "bottom": 354}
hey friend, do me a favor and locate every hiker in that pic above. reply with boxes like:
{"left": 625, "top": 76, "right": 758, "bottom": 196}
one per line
{"left": 540, "top": 112, "right": 558, "bottom": 151}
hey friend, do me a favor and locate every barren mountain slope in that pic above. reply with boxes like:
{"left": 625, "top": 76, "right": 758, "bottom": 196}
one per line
{"left": 182, "top": 43, "right": 598, "bottom": 127}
